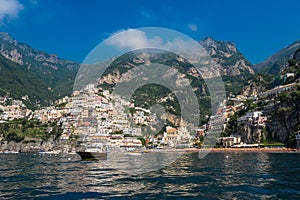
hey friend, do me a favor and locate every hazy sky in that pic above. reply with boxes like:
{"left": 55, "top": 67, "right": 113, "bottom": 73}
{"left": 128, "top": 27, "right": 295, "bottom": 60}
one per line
{"left": 0, "top": 0, "right": 300, "bottom": 64}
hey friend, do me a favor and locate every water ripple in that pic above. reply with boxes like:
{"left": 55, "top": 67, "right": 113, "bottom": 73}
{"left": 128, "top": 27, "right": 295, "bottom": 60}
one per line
{"left": 0, "top": 152, "right": 300, "bottom": 199}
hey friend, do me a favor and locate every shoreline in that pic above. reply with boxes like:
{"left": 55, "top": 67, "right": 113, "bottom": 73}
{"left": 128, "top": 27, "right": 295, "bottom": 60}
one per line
{"left": 149, "top": 147, "right": 299, "bottom": 153}
{"left": 186, "top": 147, "right": 299, "bottom": 153}
{"left": 1, "top": 147, "right": 298, "bottom": 154}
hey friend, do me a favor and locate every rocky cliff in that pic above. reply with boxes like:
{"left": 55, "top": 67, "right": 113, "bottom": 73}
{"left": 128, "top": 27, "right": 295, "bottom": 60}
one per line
{"left": 237, "top": 123, "right": 261, "bottom": 144}
{"left": 200, "top": 37, "right": 254, "bottom": 76}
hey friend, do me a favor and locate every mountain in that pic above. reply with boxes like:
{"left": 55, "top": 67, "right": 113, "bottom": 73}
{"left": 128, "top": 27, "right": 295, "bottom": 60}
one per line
{"left": 96, "top": 37, "right": 255, "bottom": 91}
{"left": 0, "top": 33, "right": 254, "bottom": 108}
{"left": 96, "top": 49, "right": 211, "bottom": 126}
{"left": 0, "top": 32, "right": 79, "bottom": 106}
{"left": 200, "top": 37, "right": 254, "bottom": 76}
{"left": 94, "top": 38, "right": 256, "bottom": 125}
{"left": 0, "top": 53, "right": 50, "bottom": 105}
{"left": 199, "top": 37, "right": 255, "bottom": 95}
{"left": 253, "top": 40, "right": 300, "bottom": 74}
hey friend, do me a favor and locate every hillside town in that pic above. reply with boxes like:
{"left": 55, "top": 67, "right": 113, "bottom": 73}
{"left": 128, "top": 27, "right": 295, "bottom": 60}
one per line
{"left": 0, "top": 84, "right": 197, "bottom": 152}
{"left": 1, "top": 72, "right": 300, "bottom": 153}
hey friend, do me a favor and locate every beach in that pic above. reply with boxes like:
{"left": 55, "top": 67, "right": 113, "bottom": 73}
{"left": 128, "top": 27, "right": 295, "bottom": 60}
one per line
{"left": 187, "top": 147, "right": 299, "bottom": 153}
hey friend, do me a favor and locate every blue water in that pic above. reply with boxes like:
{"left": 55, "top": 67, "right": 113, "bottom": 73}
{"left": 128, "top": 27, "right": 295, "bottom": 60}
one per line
{"left": 0, "top": 152, "right": 300, "bottom": 199}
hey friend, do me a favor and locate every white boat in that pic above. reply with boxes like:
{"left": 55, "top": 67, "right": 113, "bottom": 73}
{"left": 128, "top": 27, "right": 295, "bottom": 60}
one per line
{"left": 2, "top": 150, "right": 19, "bottom": 154}
{"left": 76, "top": 134, "right": 109, "bottom": 161}
{"left": 38, "top": 150, "right": 60, "bottom": 155}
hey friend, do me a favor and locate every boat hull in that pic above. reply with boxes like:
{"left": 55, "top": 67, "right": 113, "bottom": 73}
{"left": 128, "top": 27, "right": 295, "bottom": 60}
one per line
{"left": 76, "top": 151, "right": 107, "bottom": 161}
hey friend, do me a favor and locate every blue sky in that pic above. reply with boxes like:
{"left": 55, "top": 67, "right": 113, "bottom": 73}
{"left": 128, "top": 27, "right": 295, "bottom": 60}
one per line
{"left": 0, "top": 0, "right": 300, "bottom": 64}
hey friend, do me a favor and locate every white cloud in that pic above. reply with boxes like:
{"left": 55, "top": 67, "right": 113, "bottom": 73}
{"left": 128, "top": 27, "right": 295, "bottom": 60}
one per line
{"left": 188, "top": 24, "right": 198, "bottom": 32}
{"left": 106, "top": 29, "right": 162, "bottom": 50}
{"left": 0, "top": 0, "right": 23, "bottom": 23}
{"left": 105, "top": 28, "right": 207, "bottom": 64}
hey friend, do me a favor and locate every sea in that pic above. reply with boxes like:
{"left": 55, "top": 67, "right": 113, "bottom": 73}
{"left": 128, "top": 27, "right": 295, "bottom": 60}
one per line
{"left": 0, "top": 152, "right": 299, "bottom": 199}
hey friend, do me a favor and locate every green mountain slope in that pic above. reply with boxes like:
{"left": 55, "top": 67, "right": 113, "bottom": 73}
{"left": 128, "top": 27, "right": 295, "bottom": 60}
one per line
{"left": 0, "top": 32, "right": 79, "bottom": 105}
{"left": 0, "top": 54, "right": 50, "bottom": 105}
{"left": 254, "top": 40, "right": 300, "bottom": 74}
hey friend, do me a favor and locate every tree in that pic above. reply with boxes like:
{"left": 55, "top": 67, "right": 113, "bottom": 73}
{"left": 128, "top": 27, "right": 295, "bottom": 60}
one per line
{"left": 224, "top": 115, "right": 238, "bottom": 136}
{"left": 288, "top": 59, "right": 297, "bottom": 67}
{"left": 5, "top": 132, "right": 24, "bottom": 142}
